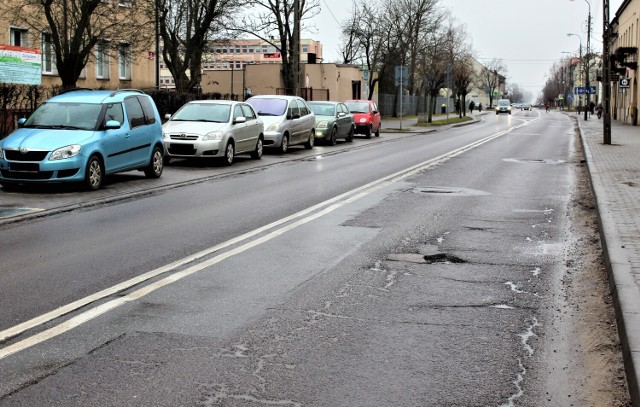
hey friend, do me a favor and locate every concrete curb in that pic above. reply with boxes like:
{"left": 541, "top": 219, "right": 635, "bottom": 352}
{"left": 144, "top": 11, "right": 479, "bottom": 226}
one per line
{"left": 574, "top": 116, "right": 640, "bottom": 406}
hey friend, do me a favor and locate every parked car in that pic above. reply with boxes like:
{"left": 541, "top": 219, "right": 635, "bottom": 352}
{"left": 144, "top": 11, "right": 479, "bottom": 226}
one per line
{"left": 496, "top": 99, "right": 512, "bottom": 115}
{"left": 308, "top": 101, "right": 355, "bottom": 145}
{"left": 163, "top": 100, "right": 264, "bottom": 166}
{"left": 344, "top": 99, "right": 381, "bottom": 138}
{"left": 246, "top": 95, "right": 315, "bottom": 153}
{"left": 0, "top": 89, "right": 164, "bottom": 190}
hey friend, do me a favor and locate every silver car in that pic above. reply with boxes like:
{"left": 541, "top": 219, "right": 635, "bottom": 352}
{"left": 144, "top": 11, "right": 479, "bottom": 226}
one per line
{"left": 246, "top": 95, "right": 315, "bottom": 153}
{"left": 163, "top": 100, "right": 264, "bottom": 165}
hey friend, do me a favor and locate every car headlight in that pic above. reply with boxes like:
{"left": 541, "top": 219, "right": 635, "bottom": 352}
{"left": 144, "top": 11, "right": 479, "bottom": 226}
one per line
{"left": 317, "top": 120, "right": 329, "bottom": 129}
{"left": 50, "top": 144, "right": 81, "bottom": 160}
{"left": 266, "top": 122, "right": 281, "bottom": 132}
{"left": 163, "top": 131, "right": 170, "bottom": 140}
{"left": 202, "top": 131, "right": 224, "bottom": 141}
{"left": 359, "top": 118, "right": 367, "bottom": 123}
{"left": 0, "top": 149, "right": 3, "bottom": 159}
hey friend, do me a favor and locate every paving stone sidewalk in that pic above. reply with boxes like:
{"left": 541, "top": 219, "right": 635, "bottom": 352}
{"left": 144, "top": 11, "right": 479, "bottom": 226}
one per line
{"left": 575, "top": 113, "right": 640, "bottom": 406}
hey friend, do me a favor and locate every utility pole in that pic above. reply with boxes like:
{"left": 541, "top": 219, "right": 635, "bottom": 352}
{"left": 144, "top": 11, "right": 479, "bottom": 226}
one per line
{"left": 585, "top": 4, "right": 591, "bottom": 121}
{"left": 603, "top": 0, "right": 612, "bottom": 144}
{"left": 292, "top": 0, "right": 301, "bottom": 96}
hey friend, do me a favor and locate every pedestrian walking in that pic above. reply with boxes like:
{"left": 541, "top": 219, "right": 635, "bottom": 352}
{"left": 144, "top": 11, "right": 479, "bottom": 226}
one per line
{"left": 545, "top": 102, "right": 550, "bottom": 112}
{"left": 469, "top": 100, "right": 475, "bottom": 114}
{"left": 590, "top": 101, "right": 596, "bottom": 115}
{"left": 478, "top": 103, "right": 483, "bottom": 112}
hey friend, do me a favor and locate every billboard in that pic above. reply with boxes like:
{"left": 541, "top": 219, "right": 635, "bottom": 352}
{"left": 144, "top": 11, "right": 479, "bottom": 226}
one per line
{"left": 0, "top": 45, "right": 42, "bottom": 85}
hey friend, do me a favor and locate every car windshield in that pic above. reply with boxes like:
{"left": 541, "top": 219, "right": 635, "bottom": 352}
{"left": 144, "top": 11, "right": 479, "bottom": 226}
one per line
{"left": 498, "top": 100, "right": 510, "bottom": 107}
{"left": 23, "top": 102, "right": 103, "bottom": 131}
{"left": 345, "top": 102, "right": 369, "bottom": 113}
{"left": 309, "top": 103, "right": 336, "bottom": 116}
{"left": 247, "top": 98, "right": 288, "bottom": 116}
{"left": 171, "top": 103, "right": 230, "bottom": 123}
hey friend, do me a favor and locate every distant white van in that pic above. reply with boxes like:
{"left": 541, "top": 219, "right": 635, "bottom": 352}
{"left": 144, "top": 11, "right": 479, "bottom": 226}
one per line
{"left": 496, "top": 99, "right": 512, "bottom": 115}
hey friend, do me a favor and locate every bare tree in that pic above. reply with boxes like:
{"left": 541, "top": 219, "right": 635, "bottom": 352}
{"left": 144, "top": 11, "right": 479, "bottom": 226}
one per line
{"left": 418, "top": 29, "right": 448, "bottom": 123}
{"left": 2, "top": 0, "right": 153, "bottom": 90}
{"left": 237, "top": 0, "right": 319, "bottom": 94}
{"left": 157, "top": 0, "right": 238, "bottom": 94}
{"left": 476, "top": 58, "right": 507, "bottom": 108}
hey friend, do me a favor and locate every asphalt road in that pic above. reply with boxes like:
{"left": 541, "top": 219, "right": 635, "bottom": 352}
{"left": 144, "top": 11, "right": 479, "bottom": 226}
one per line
{"left": 0, "top": 110, "right": 626, "bottom": 406}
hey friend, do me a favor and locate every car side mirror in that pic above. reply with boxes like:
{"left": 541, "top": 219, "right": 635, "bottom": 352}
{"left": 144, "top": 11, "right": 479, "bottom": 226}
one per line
{"left": 164, "top": 113, "right": 172, "bottom": 121}
{"left": 337, "top": 112, "right": 345, "bottom": 117}
{"left": 234, "top": 116, "right": 247, "bottom": 124}
{"left": 372, "top": 110, "right": 379, "bottom": 114}
{"left": 105, "top": 120, "right": 122, "bottom": 130}
{"left": 17, "top": 118, "right": 27, "bottom": 128}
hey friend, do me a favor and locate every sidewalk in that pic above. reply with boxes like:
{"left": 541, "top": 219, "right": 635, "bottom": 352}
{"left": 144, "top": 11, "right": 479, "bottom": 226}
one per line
{"left": 382, "top": 111, "right": 485, "bottom": 132}
{"left": 575, "top": 114, "right": 640, "bottom": 406}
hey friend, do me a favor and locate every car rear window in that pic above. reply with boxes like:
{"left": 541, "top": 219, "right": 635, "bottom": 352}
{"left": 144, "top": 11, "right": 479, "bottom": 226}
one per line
{"left": 247, "top": 98, "right": 287, "bottom": 116}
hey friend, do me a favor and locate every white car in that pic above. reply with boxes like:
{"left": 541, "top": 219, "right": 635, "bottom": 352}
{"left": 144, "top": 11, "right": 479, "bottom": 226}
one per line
{"left": 496, "top": 99, "right": 512, "bottom": 115}
{"left": 163, "top": 100, "right": 264, "bottom": 165}
{"left": 246, "top": 95, "right": 316, "bottom": 153}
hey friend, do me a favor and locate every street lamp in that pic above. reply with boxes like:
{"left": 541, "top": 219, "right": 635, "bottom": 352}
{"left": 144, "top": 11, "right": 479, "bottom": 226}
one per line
{"left": 567, "top": 33, "right": 584, "bottom": 115}
{"left": 570, "top": 0, "right": 592, "bottom": 120}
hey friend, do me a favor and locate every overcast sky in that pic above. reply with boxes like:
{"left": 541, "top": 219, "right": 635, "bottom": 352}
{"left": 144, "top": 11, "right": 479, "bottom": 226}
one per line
{"left": 311, "top": 0, "right": 624, "bottom": 99}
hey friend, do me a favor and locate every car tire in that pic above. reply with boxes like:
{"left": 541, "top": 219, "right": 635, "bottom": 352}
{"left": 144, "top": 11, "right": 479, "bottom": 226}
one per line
{"left": 365, "top": 125, "right": 372, "bottom": 139}
{"left": 250, "top": 137, "right": 263, "bottom": 159}
{"left": 223, "top": 141, "right": 234, "bottom": 166}
{"left": 280, "top": 134, "right": 289, "bottom": 154}
{"left": 346, "top": 126, "right": 354, "bottom": 142}
{"left": 144, "top": 146, "right": 164, "bottom": 178}
{"left": 304, "top": 130, "right": 314, "bottom": 149}
{"left": 375, "top": 125, "right": 380, "bottom": 137}
{"left": 84, "top": 155, "right": 104, "bottom": 191}
{"left": 328, "top": 127, "right": 337, "bottom": 146}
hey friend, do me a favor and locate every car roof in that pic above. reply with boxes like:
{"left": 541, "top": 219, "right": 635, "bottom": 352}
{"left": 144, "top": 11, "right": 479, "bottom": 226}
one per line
{"left": 186, "top": 100, "right": 239, "bottom": 105}
{"left": 345, "top": 99, "right": 371, "bottom": 103}
{"left": 308, "top": 101, "right": 339, "bottom": 105}
{"left": 248, "top": 95, "right": 302, "bottom": 101}
{"left": 48, "top": 89, "right": 148, "bottom": 104}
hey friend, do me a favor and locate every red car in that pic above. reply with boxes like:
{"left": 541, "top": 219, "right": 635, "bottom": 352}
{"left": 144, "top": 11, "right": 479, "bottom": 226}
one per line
{"left": 345, "top": 99, "right": 382, "bottom": 138}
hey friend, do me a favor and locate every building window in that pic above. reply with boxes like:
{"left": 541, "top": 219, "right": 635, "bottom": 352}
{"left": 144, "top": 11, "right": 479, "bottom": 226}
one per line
{"left": 96, "top": 40, "right": 110, "bottom": 79}
{"left": 10, "top": 27, "right": 28, "bottom": 47}
{"left": 248, "top": 46, "right": 254, "bottom": 53}
{"left": 268, "top": 46, "right": 276, "bottom": 53}
{"left": 235, "top": 61, "right": 241, "bottom": 69}
{"left": 118, "top": 43, "right": 131, "bottom": 80}
{"left": 223, "top": 47, "right": 228, "bottom": 53}
{"left": 41, "top": 32, "right": 55, "bottom": 74}
{"left": 235, "top": 46, "right": 241, "bottom": 53}
{"left": 242, "top": 45, "right": 247, "bottom": 53}
{"left": 118, "top": 0, "right": 132, "bottom": 6}
{"left": 262, "top": 45, "right": 268, "bottom": 53}
{"left": 302, "top": 46, "right": 308, "bottom": 53}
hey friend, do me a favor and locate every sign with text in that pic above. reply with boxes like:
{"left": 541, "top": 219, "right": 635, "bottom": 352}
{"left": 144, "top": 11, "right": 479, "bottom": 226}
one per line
{"left": 0, "top": 45, "right": 41, "bottom": 85}
{"left": 394, "top": 65, "right": 408, "bottom": 86}
{"left": 619, "top": 77, "right": 630, "bottom": 89}
{"left": 264, "top": 52, "right": 281, "bottom": 59}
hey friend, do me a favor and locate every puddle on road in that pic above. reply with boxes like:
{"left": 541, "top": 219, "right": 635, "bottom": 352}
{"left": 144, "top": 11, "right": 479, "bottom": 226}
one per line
{"left": 503, "top": 158, "right": 566, "bottom": 165}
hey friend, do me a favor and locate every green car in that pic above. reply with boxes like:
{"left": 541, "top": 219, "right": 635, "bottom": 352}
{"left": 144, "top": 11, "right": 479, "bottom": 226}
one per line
{"left": 308, "top": 101, "right": 355, "bottom": 146}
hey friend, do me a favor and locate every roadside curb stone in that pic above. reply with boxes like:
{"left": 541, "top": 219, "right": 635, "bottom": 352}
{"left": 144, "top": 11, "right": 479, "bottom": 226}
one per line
{"left": 573, "top": 112, "right": 640, "bottom": 406}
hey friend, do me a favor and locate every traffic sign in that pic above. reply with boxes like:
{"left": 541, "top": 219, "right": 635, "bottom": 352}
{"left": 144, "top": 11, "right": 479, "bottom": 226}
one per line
{"left": 587, "top": 86, "right": 596, "bottom": 94}
{"left": 620, "top": 77, "right": 630, "bottom": 89}
{"left": 394, "top": 65, "right": 408, "bottom": 87}
{"left": 575, "top": 86, "right": 585, "bottom": 95}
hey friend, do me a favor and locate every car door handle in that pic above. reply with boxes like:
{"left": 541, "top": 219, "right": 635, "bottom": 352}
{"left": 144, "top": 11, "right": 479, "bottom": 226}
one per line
{"left": 125, "top": 134, "right": 131, "bottom": 139}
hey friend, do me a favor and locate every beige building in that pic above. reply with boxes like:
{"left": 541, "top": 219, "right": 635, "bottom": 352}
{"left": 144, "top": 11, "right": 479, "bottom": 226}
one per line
{"left": 0, "top": 2, "right": 156, "bottom": 91}
{"left": 610, "top": 0, "right": 640, "bottom": 125}
{"left": 160, "top": 38, "right": 323, "bottom": 89}
{"left": 201, "top": 63, "right": 372, "bottom": 102}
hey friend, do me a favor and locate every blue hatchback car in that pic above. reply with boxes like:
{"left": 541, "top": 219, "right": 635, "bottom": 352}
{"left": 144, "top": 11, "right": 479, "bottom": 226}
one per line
{"left": 0, "top": 89, "right": 164, "bottom": 190}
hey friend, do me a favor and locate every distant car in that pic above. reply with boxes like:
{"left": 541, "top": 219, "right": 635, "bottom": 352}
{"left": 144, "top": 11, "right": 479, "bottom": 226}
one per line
{"left": 521, "top": 103, "right": 532, "bottom": 111}
{"left": 246, "top": 95, "right": 315, "bottom": 153}
{"left": 0, "top": 89, "right": 164, "bottom": 190}
{"left": 496, "top": 99, "right": 512, "bottom": 115}
{"left": 163, "top": 100, "right": 264, "bottom": 165}
{"left": 308, "top": 101, "right": 355, "bottom": 145}
{"left": 344, "top": 99, "right": 382, "bottom": 138}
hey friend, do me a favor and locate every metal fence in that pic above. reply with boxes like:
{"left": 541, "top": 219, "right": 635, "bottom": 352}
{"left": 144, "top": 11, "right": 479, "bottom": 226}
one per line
{"left": 378, "top": 93, "right": 455, "bottom": 118}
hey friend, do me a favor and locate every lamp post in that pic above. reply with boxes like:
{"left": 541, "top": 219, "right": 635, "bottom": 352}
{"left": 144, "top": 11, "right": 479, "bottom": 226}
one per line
{"left": 570, "top": 0, "right": 592, "bottom": 120}
{"left": 603, "top": 0, "right": 612, "bottom": 144}
{"left": 567, "top": 33, "right": 584, "bottom": 115}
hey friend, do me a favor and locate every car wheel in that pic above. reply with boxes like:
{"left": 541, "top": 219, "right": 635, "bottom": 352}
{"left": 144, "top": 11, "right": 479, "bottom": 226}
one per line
{"left": 375, "top": 125, "right": 380, "bottom": 137}
{"left": 250, "top": 137, "right": 263, "bottom": 159}
{"left": 84, "top": 155, "right": 104, "bottom": 191}
{"left": 144, "top": 146, "right": 164, "bottom": 178}
{"left": 223, "top": 141, "right": 234, "bottom": 166}
{"left": 365, "top": 125, "right": 372, "bottom": 139}
{"left": 328, "top": 127, "right": 337, "bottom": 146}
{"left": 304, "top": 130, "right": 314, "bottom": 149}
{"left": 346, "top": 126, "right": 354, "bottom": 142}
{"left": 280, "top": 134, "right": 289, "bottom": 154}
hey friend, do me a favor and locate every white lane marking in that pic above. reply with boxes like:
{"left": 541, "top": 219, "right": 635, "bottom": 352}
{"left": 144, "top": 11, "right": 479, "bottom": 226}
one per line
{"left": 0, "top": 117, "right": 538, "bottom": 359}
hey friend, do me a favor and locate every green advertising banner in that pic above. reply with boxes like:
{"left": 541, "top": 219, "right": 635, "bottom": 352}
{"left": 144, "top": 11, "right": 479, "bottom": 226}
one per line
{"left": 0, "top": 45, "right": 41, "bottom": 85}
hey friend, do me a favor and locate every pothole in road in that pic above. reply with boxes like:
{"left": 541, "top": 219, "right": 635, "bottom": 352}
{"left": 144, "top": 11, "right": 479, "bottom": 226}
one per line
{"left": 411, "top": 187, "right": 490, "bottom": 196}
{"left": 503, "top": 158, "right": 566, "bottom": 165}
{"left": 387, "top": 253, "right": 467, "bottom": 264}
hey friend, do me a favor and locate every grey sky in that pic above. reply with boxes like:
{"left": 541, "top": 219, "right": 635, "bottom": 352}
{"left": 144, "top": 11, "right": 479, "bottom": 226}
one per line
{"left": 312, "top": 0, "right": 624, "bottom": 98}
